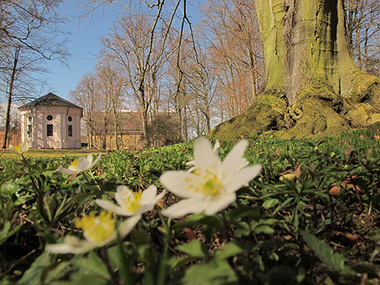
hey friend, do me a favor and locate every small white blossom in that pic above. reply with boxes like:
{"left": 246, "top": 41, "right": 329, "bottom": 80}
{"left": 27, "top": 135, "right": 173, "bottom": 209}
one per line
{"left": 46, "top": 211, "right": 140, "bottom": 254}
{"left": 9, "top": 143, "right": 30, "bottom": 155}
{"left": 160, "top": 137, "right": 261, "bottom": 218}
{"left": 96, "top": 185, "right": 165, "bottom": 216}
{"left": 57, "top": 153, "right": 102, "bottom": 175}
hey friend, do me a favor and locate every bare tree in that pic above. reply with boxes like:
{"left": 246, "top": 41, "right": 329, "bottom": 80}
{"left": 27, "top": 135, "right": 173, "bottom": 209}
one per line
{"left": 185, "top": 37, "right": 217, "bottom": 134}
{"left": 0, "top": 0, "right": 68, "bottom": 148}
{"left": 70, "top": 72, "right": 100, "bottom": 148}
{"left": 101, "top": 8, "right": 176, "bottom": 146}
{"left": 201, "top": 0, "right": 262, "bottom": 120}
{"left": 346, "top": 0, "right": 380, "bottom": 76}
{"left": 95, "top": 60, "right": 126, "bottom": 149}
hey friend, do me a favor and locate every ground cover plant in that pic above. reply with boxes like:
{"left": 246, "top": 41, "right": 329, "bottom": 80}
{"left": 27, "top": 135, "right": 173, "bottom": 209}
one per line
{"left": 1, "top": 128, "right": 380, "bottom": 284}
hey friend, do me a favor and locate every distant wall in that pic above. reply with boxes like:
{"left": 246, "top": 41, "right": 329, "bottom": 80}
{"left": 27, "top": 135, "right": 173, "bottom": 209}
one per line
{"left": 83, "top": 133, "right": 143, "bottom": 150}
{"left": 0, "top": 131, "right": 21, "bottom": 147}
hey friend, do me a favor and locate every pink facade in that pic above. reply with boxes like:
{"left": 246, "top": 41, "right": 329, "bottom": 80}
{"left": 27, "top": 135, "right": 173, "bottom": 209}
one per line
{"left": 19, "top": 93, "right": 83, "bottom": 149}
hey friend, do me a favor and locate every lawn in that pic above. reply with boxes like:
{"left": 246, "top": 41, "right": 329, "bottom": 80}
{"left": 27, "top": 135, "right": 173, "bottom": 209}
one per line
{"left": 0, "top": 148, "right": 106, "bottom": 159}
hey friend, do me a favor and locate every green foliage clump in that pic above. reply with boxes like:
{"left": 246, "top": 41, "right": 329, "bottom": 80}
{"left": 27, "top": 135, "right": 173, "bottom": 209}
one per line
{"left": 1, "top": 128, "right": 380, "bottom": 284}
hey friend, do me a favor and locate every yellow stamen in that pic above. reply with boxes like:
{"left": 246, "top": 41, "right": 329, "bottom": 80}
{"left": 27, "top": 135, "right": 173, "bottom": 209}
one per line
{"left": 70, "top": 159, "right": 79, "bottom": 170}
{"left": 190, "top": 166, "right": 222, "bottom": 196}
{"left": 75, "top": 211, "right": 115, "bottom": 243}
{"left": 14, "top": 145, "right": 21, "bottom": 151}
{"left": 203, "top": 178, "right": 220, "bottom": 196}
{"left": 122, "top": 190, "right": 142, "bottom": 213}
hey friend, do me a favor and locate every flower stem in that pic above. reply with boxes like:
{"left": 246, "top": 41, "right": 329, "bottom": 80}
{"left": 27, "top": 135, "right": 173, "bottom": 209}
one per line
{"left": 82, "top": 172, "right": 91, "bottom": 184}
{"left": 222, "top": 212, "right": 231, "bottom": 243}
{"left": 101, "top": 247, "right": 118, "bottom": 285}
{"left": 116, "top": 229, "right": 134, "bottom": 285}
{"left": 89, "top": 171, "right": 103, "bottom": 195}
{"left": 21, "top": 154, "right": 42, "bottom": 196}
{"left": 82, "top": 172, "right": 103, "bottom": 196}
{"left": 157, "top": 214, "right": 171, "bottom": 285}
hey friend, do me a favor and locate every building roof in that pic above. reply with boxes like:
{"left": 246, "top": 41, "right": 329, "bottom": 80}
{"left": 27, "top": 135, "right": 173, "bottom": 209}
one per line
{"left": 18, "top": 93, "right": 82, "bottom": 109}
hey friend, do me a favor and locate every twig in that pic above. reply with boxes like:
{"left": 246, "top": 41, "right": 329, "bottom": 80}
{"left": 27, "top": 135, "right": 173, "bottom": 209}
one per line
{"left": 7, "top": 249, "right": 36, "bottom": 273}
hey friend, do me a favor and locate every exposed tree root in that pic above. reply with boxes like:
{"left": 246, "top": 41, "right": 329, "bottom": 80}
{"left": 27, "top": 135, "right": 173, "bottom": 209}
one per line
{"left": 210, "top": 79, "right": 380, "bottom": 139}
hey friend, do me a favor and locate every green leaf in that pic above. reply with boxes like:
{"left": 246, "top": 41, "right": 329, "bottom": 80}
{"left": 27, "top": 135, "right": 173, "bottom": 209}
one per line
{"left": 107, "top": 239, "right": 135, "bottom": 285}
{"left": 214, "top": 242, "right": 248, "bottom": 260}
{"left": 71, "top": 251, "right": 110, "bottom": 279}
{"left": 168, "top": 256, "right": 203, "bottom": 271}
{"left": 0, "top": 222, "right": 11, "bottom": 245}
{"left": 173, "top": 214, "right": 223, "bottom": 241}
{"left": 173, "top": 214, "right": 223, "bottom": 231}
{"left": 262, "top": 198, "right": 279, "bottom": 209}
{"left": 1, "top": 181, "right": 20, "bottom": 196}
{"left": 175, "top": 240, "right": 209, "bottom": 258}
{"left": 260, "top": 218, "right": 279, "bottom": 225}
{"left": 300, "top": 230, "right": 355, "bottom": 275}
{"left": 253, "top": 225, "right": 275, "bottom": 235}
{"left": 234, "top": 221, "right": 251, "bottom": 237}
{"left": 18, "top": 251, "right": 51, "bottom": 285}
{"left": 43, "top": 261, "right": 71, "bottom": 284}
{"left": 180, "top": 259, "right": 238, "bottom": 285}
{"left": 225, "top": 206, "right": 261, "bottom": 223}
{"left": 54, "top": 274, "right": 109, "bottom": 285}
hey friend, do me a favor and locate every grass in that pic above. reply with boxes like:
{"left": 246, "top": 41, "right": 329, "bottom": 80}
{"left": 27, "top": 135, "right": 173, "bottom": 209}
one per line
{"left": 0, "top": 148, "right": 106, "bottom": 159}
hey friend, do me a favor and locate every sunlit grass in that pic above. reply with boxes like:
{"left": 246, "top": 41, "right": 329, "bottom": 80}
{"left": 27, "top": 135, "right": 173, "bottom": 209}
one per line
{"left": 0, "top": 148, "right": 106, "bottom": 159}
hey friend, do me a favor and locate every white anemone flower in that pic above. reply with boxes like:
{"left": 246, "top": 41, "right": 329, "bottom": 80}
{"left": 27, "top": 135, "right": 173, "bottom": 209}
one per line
{"left": 46, "top": 211, "right": 140, "bottom": 254}
{"left": 57, "top": 153, "right": 102, "bottom": 175}
{"left": 9, "top": 143, "right": 30, "bottom": 154}
{"left": 186, "top": 140, "right": 221, "bottom": 172}
{"left": 160, "top": 137, "right": 261, "bottom": 218}
{"left": 95, "top": 185, "right": 166, "bottom": 216}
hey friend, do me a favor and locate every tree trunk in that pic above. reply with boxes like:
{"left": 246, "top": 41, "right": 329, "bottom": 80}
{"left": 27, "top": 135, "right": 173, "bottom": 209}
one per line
{"left": 210, "top": 0, "right": 380, "bottom": 139}
{"left": 2, "top": 48, "right": 19, "bottom": 149}
{"left": 139, "top": 86, "right": 150, "bottom": 148}
{"left": 111, "top": 99, "right": 119, "bottom": 150}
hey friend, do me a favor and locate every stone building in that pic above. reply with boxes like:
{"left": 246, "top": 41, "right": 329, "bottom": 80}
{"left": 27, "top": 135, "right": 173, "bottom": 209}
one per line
{"left": 18, "top": 93, "right": 83, "bottom": 149}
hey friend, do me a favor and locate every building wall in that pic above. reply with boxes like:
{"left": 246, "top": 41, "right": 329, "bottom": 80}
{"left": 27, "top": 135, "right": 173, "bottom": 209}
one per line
{"left": 85, "top": 133, "right": 143, "bottom": 150}
{"left": 19, "top": 106, "right": 82, "bottom": 149}
{"left": 0, "top": 131, "right": 21, "bottom": 147}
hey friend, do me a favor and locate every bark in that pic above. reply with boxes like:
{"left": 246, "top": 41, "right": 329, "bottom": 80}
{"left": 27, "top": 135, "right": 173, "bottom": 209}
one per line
{"left": 111, "top": 99, "right": 119, "bottom": 150}
{"left": 211, "top": 0, "right": 380, "bottom": 139}
{"left": 2, "top": 48, "right": 19, "bottom": 149}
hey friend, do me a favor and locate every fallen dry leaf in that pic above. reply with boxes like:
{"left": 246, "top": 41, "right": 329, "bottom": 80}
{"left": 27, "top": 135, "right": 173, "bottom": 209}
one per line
{"left": 329, "top": 185, "right": 341, "bottom": 196}
{"left": 183, "top": 228, "right": 197, "bottom": 240}
{"left": 279, "top": 165, "right": 302, "bottom": 181}
{"left": 329, "top": 176, "right": 364, "bottom": 196}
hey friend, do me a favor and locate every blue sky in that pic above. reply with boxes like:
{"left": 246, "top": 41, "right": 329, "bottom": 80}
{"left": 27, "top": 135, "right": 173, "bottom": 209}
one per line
{"left": 42, "top": 1, "right": 202, "bottom": 101}
{"left": 42, "top": 1, "right": 125, "bottom": 100}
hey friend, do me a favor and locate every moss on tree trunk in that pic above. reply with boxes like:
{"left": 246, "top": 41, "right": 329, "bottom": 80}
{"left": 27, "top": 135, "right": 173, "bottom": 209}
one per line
{"left": 210, "top": 0, "right": 380, "bottom": 139}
